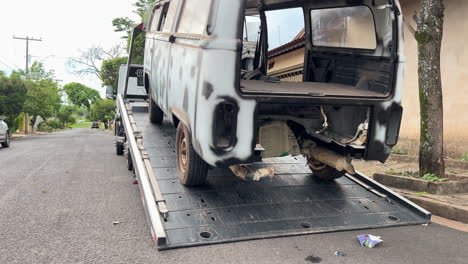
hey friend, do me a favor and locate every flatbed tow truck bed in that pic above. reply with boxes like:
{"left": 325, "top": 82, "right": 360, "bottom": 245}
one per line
{"left": 117, "top": 96, "right": 431, "bottom": 250}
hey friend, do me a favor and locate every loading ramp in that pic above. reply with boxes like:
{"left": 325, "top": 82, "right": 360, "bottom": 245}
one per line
{"left": 117, "top": 95, "right": 431, "bottom": 250}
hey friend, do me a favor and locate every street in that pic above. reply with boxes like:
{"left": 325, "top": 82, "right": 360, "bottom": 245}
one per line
{"left": 0, "top": 128, "right": 467, "bottom": 264}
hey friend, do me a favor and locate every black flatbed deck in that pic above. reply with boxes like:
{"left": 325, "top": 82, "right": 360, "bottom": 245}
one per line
{"left": 128, "top": 102, "right": 430, "bottom": 250}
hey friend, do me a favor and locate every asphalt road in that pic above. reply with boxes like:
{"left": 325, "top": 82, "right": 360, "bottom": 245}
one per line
{"left": 0, "top": 128, "right": 467, "bottom": 264}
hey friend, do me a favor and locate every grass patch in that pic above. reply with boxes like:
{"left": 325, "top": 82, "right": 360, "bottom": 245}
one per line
{"left": 385, "top": 168, "right": 418, "bottom": 177}
{"left": 70, "top": 122, "right": 92, "bottom": 128}
{"left": 421, "top": 173, "right": 448, "bottom": 182}
{"left": 391, "top": 147, "right": 410, "bottom": 155}
{"left": 415, "top": 191, "right": 429, "bottom": 196}
{"left": 385, "top": 169, "right": 448, "bottom": 182}
{"left": 459, "top": 153, "right": 468, "bottom": 161}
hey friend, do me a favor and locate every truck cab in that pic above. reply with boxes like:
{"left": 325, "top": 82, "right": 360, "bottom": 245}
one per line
{"left": 143, "top": 0, "right": 404, "bottom": 186}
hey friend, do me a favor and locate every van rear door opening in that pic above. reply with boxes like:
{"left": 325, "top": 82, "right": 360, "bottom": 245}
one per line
{"left": 240, "top": 3, "right": 396, "bottom": 99}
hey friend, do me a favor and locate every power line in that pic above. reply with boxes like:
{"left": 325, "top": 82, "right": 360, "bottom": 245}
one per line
{"left": 0, "top": 60, "right": 16, "bottom": 71}
{"left": 0, "top": 56, "right": 21, "bottom": 69}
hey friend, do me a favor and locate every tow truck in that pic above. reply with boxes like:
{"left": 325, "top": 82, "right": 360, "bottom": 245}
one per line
{"left": 110, "top": 23, "right": 431, "bottom": 250}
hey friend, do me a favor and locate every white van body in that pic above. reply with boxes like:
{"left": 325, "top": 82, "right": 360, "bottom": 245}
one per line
{"left": 144, "top": 0, "right": 405, "bottom": 185}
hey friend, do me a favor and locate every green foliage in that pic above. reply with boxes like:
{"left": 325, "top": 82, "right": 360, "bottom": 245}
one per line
{"left": 70, "top": 122, "right": 92, "bottom": 128}
{"left": 421, "top": 173, "right": 448, "bottom": 182}
{"left": 415, "top": 192, "right": 429, "bottom": 196}
{"left": 0, "top": 71, "right": 28, "bottom": 131}
{"left": 38, "top": 119, "right": 63, "bottom": 132}
{"left": 459, "top": 153, "right": 468, "bottom": 161}
{"left": 130, "top": 33, "right": 146, "bottom": 64}
{"left": 112, "top": 0, "right": 154, "bottom": 64}
{"left": 133, "top": 0, "right": 156, "bottom": 19}
{"left": 391, "top": 147, "right": 409, "bottom": 155}
{"left": 63, "top": 82, "right": 101, "bottom": 109}
{"left": 23, "top": 62, "right": 61, "bottom": 126}
{"left": 101, "top": 57, "right": 128, "bottom": 94}
{"left": 415, "top": 31, "right": 433, "bottom": 46}
{"left": 385, "top": 168, "right": 419, "bottom": 178}
{"left": 88, "top": 99, "right": 116, "bottom": 123}
{"left": 57, "top": 105, "right": 78, "bottom": 125}
{"left": 112, "top": 17, "right": 135, "bottom": 37}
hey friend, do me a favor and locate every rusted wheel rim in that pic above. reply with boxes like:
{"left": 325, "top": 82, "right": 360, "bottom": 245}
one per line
{"left": 178, "top": 130, "right": 188, "bottom": 174}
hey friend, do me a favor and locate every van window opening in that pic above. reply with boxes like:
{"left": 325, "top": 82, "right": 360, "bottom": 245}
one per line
{"left": 177, "top": 0, "right": 212, "bottom": 34}
{"left": 311, "top": 6, "right": 377, "bottom": 50}
{"left": 150, "top": 6, "right": 162, "bottom": 32}
{"left": 240, "top": 4, "right": 391, "bottom": 98}
{"left": 158, "top": 2, "right": 171, "bottom": 31}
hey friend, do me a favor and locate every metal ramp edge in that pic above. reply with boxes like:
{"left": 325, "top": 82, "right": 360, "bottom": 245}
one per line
{"left": 120, "top": 97, "right": 431, "bottom": 250}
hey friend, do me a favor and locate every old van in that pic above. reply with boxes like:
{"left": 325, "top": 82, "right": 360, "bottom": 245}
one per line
{"left": 143, "top": 0, "right": 405, "bottom": 186}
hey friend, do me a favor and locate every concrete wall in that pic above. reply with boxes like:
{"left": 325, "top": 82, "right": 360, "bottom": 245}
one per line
{"left": 400, "top": 0, "right": 468, "bottom": 135}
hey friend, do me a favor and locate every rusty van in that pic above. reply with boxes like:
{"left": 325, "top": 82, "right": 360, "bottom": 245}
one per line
{"left": 143, "top": 0, "right": 405, "bottom": 186}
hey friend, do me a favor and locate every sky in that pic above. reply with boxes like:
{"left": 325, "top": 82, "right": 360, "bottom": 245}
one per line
{"left": 0, "top": 0, "right": 140, "bottom": 96}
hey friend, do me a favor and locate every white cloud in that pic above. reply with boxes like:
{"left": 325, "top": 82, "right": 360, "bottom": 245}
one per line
{"left": 0, "top": 0, "right": 140, "bottom": 97}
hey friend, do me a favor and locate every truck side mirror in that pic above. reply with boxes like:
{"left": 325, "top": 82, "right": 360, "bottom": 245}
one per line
{"left": 105, "top": 86, "right": 115, "bottom": 99}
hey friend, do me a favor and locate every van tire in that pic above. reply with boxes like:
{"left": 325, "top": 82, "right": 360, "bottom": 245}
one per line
{"left": 149, "top": 94, "right": 164, "bottom": 124}
{"left": 310, "top": 165, "right": 345, "bottom": 181}
{"left": 1, "top": 133, "right": 10, "bottom": 148}
{"left": 176, "top": 122, "right": 208, "bottom": 186}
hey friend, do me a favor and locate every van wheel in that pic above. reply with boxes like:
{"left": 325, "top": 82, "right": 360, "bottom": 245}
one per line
{"left": 149, "top": 93, "right": 164, "bottom": 124}
{"left": 309, "top": 165, "right": 345, "bottom": 181}
{"left": 1, "top": 133, "right": 10, "bottom": 148}
{"left": 176, "top": 122, "right": 208, "bottom": 186}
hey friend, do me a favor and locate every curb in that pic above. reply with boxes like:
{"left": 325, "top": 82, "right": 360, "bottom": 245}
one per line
{"left": 390, "top": 154, "right": 468, "bottom": 170}
{"left": 402, "top": 194, "right": 468, "bottom": 224}
{"left": 374, "top": 173, "right": 468, "bottom": 195}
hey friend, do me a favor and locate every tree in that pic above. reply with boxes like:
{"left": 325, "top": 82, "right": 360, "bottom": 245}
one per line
{"left": 22, "top": 62, "right": 61, "bottom": 130}
{"left": 414, "top": 0, "right": 445, "bottom": 177}
{"left": 67, "top": 44, "right": 124, "bottom": 81}
{"left": 57, "top": 105, "right": 77, "bottom": 126}
{"left": 0, "top": 71, "right": 27, "bottom": 132}
{"left": 63, "top": 82, "right": 101, "bottom": 110}
{"left": 112, "top": 0, "right": 155, "bottom": 64}
{"left": 89, "top": 99, "right": 116, "bottom": 129}
{"left": 101, "top": 57, "right": 128, "bottom": 94}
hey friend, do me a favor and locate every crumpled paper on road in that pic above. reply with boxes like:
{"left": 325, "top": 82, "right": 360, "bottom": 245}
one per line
{"left": 357, "top": 234, "right": 383, "bottom": 248}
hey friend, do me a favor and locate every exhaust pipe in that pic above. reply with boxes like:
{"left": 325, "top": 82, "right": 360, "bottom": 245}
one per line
{"left": 300, "top": 139, "right": 355, "bottom": 175}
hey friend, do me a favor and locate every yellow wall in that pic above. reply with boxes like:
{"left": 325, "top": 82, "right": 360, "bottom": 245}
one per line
{"left": 400, "top": 0, "right": 468, "bottom": 144}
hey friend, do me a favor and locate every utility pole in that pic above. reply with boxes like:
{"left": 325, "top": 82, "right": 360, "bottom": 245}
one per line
{"left": 13, "top": 36, "right": 42, "bottom": 134}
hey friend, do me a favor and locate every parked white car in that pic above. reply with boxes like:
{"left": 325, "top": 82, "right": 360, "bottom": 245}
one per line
{"left": 0, "top": 116, "right": 10, "bottom": 148}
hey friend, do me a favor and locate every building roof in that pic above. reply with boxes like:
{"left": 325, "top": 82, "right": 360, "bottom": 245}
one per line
{"left": 268, "top": 28, "right": 306, "bottom": 59}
